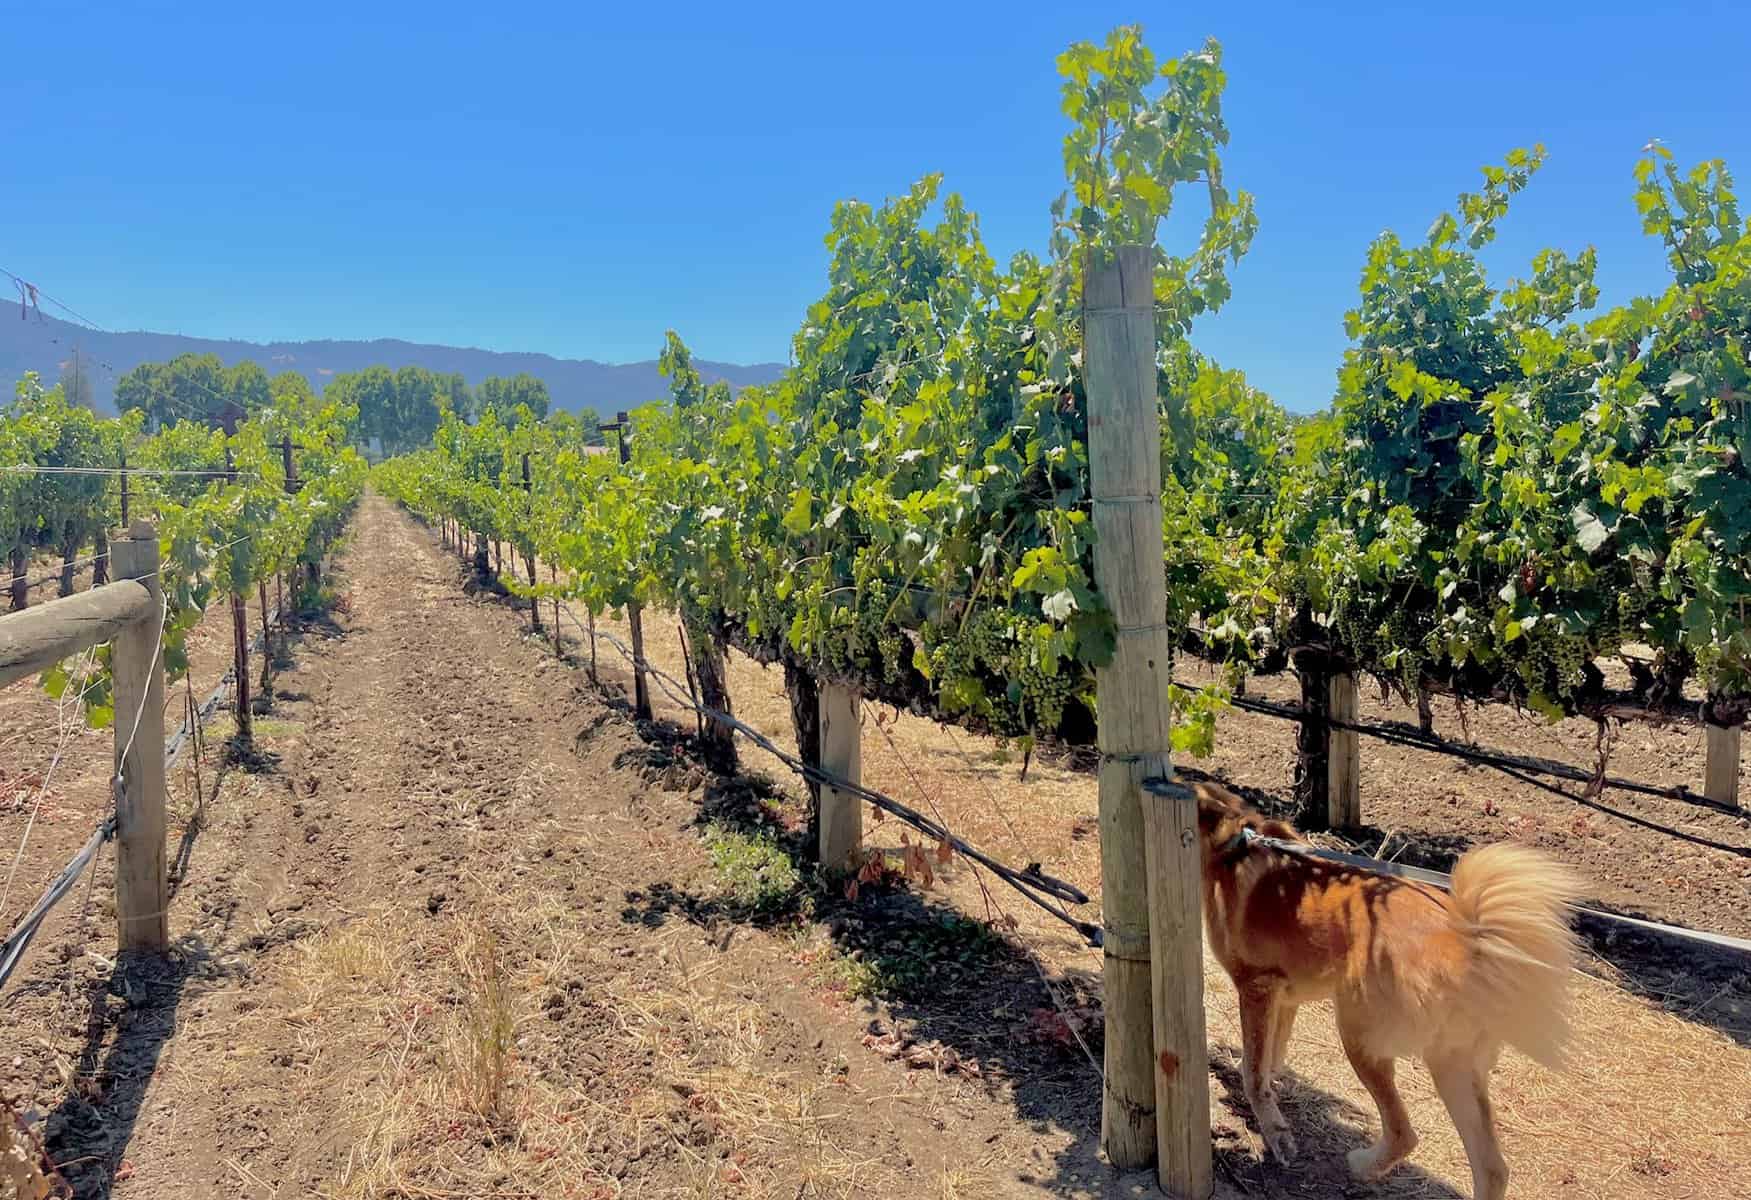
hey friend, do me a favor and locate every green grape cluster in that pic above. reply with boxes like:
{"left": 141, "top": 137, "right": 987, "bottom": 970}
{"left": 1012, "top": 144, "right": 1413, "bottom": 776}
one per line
{"left": 877, "top": 629, "right": 906, "bottom": 684}
{"left": 1514, "top": 624, "right": 1590, "bottom": 704}
{"left": 1016, "top": 663, "right": 1076, "bottom": 732}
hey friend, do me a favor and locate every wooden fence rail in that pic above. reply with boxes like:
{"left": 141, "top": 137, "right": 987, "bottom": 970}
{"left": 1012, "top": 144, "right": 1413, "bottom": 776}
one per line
{"left": 0, "top": 521, "right": 168, "bottom": 955}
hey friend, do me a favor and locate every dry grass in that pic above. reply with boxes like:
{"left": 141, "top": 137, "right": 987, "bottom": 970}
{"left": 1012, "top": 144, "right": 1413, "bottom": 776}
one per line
{"left": 259, "top": 863, "right": 899, "bottom": 1200}
{"left": 564, "top": 597, "right": 1751, "bottom": 1199}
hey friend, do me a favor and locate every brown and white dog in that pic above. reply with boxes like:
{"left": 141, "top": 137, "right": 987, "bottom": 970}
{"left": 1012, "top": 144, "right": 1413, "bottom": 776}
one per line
{"left": 1193, "top": 782, "right": 1580, "bottom": 1200}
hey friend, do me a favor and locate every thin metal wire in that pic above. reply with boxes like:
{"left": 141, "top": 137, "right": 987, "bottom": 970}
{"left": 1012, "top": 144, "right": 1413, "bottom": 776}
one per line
{"left": 559, "top": 604, "right": 1099, "bottom": 941}
{"left": 0, "top": 465, "right": 259, "bottom": 479}
{"left": 0, "top": 620, "right": 162, "bottom": 995}
{"left": 12, "top": 546, "right": 114, "bottom": 593}
{"left": 869, "top": 714, "right": 1103, "bottom": 1080}
{"left": 1215, "top": 822, "right": 1751, "bottom": 957}
{"left": 1173, "top": 676, "right": 1744, "bottom": 816}
{"left": 0, "top": 647, "right": 106, "bottom": 912}
{"left": 0, "top": 534, "right": 266, "bottom": 996}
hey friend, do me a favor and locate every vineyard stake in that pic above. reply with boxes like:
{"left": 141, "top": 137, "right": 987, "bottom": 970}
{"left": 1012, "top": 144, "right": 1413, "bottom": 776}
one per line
{"left": 817, "top": 682, "right": 862, "bottom": 870}
{"left": 1085, "top": 243, "right": 1210, "bottom": 1189}
{"left": 605, "top": 410, "right": 652, "bottom": 719}
{"left": 1705, "top": 722, "right": 1742, "bottom": 810}
{"left": 1328, "top": 671, "right": 1362, "bottom": 827}
{"left": 258, "top": 581, "right": 273, "bottom": 695}
{"left": 224, "top": 446, "right": 252, "bottom": 741}
{"left": 1293, "top": 654, "right": 1334, "bottom": 830}
{"left": 550, "top": 563, "right": 561, "bottom": 656}
{"left": 521, "top": 453, "right": 542, "bottom": 635}
{"left": 110, "top": 521, "right": 169, "bottom": 953}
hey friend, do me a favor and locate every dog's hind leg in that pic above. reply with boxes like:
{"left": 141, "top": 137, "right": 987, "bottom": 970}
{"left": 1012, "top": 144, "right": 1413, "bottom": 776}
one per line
{"left": 1238, "top": 977, "right": 1297, "bottom": 1164}
{"left": 1265, "top": 1001, "right": 1298, "bottom": 1095}
{"left": 1336, "top": 1006, "right": 1416, "bottom": 1180}
{"left": 1428, "top": 1051, "right": 1509, "bottom": 1200}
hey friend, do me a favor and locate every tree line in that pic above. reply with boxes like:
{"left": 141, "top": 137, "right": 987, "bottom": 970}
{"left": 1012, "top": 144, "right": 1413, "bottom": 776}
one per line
{"left": 113, "top": 353, "right": 597, "bottom": 455}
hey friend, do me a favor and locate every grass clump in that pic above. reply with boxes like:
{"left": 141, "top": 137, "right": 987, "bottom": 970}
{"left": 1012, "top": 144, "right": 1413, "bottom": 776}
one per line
{"left": 704, "top": 827, "right": 803, "bottom": 914}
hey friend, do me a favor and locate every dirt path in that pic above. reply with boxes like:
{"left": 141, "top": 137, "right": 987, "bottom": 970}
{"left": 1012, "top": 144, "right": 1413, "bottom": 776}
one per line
{"left": 10, "top": 495, "right": 1749, "bottom": 1198}
{"left": 13, "top": 496, "right": 1161, "bottom": 1199}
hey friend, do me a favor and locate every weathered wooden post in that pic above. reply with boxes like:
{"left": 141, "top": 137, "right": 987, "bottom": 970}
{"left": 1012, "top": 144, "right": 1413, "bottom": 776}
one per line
{"left": 550, "top": 564, "right": 562, "bottom": 656}
{"left": 1293, "top": 652, "right": 1332, "bottom": 831}
{"left": 110, "top": 521, "right": 169, "bottom": 952}
{"left": 1705, "top": 721, "right": 1742, "bottom": 810}
{"left": 223, "top": 446, "right": 252, "bottom": 740}
{"left": 817, "top": 681, "right": 862, "bottom": 870}
{"left": 603, "top": 411, "right": 652, "bottom": 720}
{"left": 1328, "top": 671, "right": 1361, "bottom": 827}
{"left": 1085, "top": 243, "right": 1209, "bottom": 1190}
{"left": 521, "top": 452, "right": 543, "bottom": 636}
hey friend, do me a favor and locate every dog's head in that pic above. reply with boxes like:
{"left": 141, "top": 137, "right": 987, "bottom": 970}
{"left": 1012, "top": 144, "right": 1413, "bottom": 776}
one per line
{"left": 1192, "top": 782, "right": 1300, "bottom": 874}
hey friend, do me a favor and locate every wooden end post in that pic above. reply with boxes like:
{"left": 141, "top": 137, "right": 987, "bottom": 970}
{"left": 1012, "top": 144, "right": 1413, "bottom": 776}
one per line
{"left": 1328, "top": 671, "right": 1361, "bottom": 828}
{"left": 817, "top": 682, "right": 862, "bottom": 871}
{"left": 109, "top": 521, "right": 169, "bottom": 953}
{"left": 1705, "top": 722, "right": 1741, "bottom": 810}
{"left": 1085, "top": 243, "right": 1210, "bottom": 1189}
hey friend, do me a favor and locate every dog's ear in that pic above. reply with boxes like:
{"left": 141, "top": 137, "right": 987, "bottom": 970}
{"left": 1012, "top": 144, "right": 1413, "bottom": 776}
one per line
{"left": 1259, "top": 819, "right": 1300, "bottom": 842}
{"left": 1194, "top": 783, "right": 1236, "bottom": 835}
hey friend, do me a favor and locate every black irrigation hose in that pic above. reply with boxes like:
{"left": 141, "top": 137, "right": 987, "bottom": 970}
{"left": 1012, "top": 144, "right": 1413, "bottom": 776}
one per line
{"left": 557, "top": 606, "right": 1105, "bottom": 947}
{"left": 0, "top": 815, "right": 115, "bottom": 992}
{"left": 5, "top": 597, "right": 294, "bottom": 998}
{"left": 1185, "top": 682, "right": 1746, "bottom": 818}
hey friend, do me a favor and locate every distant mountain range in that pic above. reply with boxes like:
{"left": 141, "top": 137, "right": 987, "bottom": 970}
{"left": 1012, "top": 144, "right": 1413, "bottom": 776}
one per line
{"left": 1, "top": 310, "right": 788, "bottom": 415}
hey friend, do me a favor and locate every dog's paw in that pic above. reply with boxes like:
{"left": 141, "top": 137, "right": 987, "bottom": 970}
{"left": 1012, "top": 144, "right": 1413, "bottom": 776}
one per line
{"left": 1347, "top": 1145, "right": 1385, "bottom": 1180}
{"left": 1263, "top": 1123, "right": 1298, "bottom": 1165}
{"left": 1347, "top": 1134, "right": 1414, "bottom": 1181}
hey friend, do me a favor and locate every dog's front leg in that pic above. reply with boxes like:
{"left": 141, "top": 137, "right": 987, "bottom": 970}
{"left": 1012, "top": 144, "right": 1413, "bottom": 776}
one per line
{"left": 1238, "top": 977, "right": 1297, "bottom": 1164}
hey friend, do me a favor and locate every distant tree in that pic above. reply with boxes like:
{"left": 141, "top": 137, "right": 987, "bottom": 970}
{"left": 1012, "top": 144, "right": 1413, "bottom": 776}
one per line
{"left": 437, "top": 372, "right": 472, "bottom": 422}
{"left": 269, "top": 370, "right": 316, "bottom": 408}
{"left": 227, "top": 360, "right": 273, "bottom": 415}
{"left": 116, "top": 353, "right": 221, "bottom": 429}
{"left": 389, "top": 365, "right": 444, "bottom": 454}
{"left": 321, "top": 364, "right": 458, "bottom": 455}
{"left": 269, "top": 371, "right": 322, "bottom": 423}
{"left": 114, "top": 352, "right": 278, "bottom": 430}
{"left": 476, "top": 373, "right": 550, "bottom": 426}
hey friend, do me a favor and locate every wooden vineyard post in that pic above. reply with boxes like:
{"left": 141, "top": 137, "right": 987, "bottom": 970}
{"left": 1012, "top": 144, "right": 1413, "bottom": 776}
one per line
{"left": 109, "top": 521, "right": 169, "bottom": 953}
{"left": 278, "top": 432, "right": 299, "bottom": 626}
{"left": 1293, "top": 654, "right": 1333, "bottom": 831}
{"left": 550, "top": 564, "right": 562, "bottom": 656}
{"left": 1705, "top": 722, "right": 1742, "bottom": 810}
{"left": 1084, "top": 244, "right": 1210, "bottom": 1190}
{"left": 225, "top": 446, "right": 253, "bottom": 741}
{"left": 521, "top": 453, "right": 542, "bottom": 636}
{"left": 603, "top": 411, "right": 651, "bottom": 719}
{"left": 1328, "top": 671, "right": 1362, "bottom": 828}
{"left": 817, "top": 682, "right": 862, "bottom": 870}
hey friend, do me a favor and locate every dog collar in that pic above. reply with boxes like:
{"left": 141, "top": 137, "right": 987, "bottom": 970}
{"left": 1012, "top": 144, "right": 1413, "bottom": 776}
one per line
{"left": 1218, "top": 827, "right": 1256, "bottom": 864}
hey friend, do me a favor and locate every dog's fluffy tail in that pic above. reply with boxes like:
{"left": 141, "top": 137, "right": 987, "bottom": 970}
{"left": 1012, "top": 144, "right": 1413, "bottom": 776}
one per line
{"left": 1449, "top": 843, "right": 1582, "bottom": 1069}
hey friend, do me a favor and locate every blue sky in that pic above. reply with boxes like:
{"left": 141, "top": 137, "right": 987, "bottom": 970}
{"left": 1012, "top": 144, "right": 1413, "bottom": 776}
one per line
{"left": 5, "top": 2, "right": 1748, "bottom": 410}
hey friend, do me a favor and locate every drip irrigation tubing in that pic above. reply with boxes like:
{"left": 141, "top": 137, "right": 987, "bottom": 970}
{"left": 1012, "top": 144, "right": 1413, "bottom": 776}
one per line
{"left": 556, "top": 604, "right": 1103, "bottom": 946}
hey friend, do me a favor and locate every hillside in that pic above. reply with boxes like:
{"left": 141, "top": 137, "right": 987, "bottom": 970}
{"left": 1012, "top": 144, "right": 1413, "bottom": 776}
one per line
{"left": 0, "top": 309, "right": 786, "bottom": 414}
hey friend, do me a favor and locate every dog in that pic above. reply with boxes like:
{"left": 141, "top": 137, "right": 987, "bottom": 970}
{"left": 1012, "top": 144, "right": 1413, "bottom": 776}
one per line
{"left": 1193, "top": 782, "right": 1580, "bottom": 1200}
